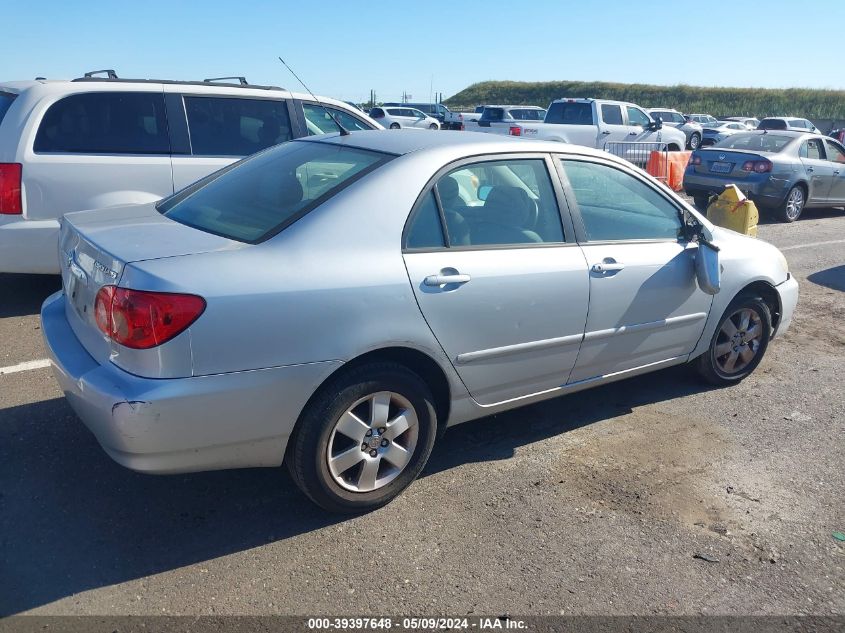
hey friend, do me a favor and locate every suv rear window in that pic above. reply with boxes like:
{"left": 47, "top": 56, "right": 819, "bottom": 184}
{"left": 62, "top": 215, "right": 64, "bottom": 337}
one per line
{"left": 759, "top": 119, "right": 787, "bottom": 130}
{"left": 34, "top": 92, "right": 170, "bottom": 154}
{"left": 159, "top": 140, "right": 390, "bottom": 243}
{"left": 0, "top": 93, "right": 16, "bottom": 125}
{"left": 480, "top": 108, "right": 505, "bottom": 121}
{"left": 185, "top": 96, "right": 293, "bottom": 157}
{"left": 546, "top": 102, "right": 594, "bottom": 125}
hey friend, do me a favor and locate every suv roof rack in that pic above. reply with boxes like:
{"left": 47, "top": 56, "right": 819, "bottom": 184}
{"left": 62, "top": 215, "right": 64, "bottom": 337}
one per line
{"left": 71, "top": 71, "right": 283, "bottom": 91}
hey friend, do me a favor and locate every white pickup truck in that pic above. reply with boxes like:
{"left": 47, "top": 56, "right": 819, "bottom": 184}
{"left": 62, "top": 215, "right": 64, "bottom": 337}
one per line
{"left": 505, "top": 98, "right": 687, "bottom": 151}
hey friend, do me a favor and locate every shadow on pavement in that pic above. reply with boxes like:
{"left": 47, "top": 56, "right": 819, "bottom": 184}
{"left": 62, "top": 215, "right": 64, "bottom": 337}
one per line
{"left": 0, "top": 364, "right": 713, "bottom": 615}
{"left": 0, "top": 274, "right": 61, "bottom": 318}
{"left": 807, "top": 264, "right": 845, "bottom": 292}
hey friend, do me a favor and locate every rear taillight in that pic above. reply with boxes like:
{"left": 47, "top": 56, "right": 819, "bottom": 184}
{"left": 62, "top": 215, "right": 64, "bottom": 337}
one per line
{"left": 0, "top": 163, "right": 22, "bottom": 214}
{"left": 94, "top": 286, "right": 206, "bottom": 349}
{"left": 741, "top": 160, "right": 773, "bottom": 173}
{"left": 508, "top": 126, "right": 521, "bottom": 136}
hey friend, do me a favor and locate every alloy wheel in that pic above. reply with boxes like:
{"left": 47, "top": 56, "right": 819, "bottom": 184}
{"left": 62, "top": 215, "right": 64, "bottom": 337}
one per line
{"left": 326, "top": 391, "right": 419, "bottom": 492}
{"left": 713, "top": 308, "right": 764, "bottom": 375}
{"left": 785, "top": 187, "right": 804, "bottom": 220}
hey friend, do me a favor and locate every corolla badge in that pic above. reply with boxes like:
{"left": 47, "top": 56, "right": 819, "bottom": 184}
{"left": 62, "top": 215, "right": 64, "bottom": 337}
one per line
{"left": 94, "top": 260, "right": 118, "bottom": 279}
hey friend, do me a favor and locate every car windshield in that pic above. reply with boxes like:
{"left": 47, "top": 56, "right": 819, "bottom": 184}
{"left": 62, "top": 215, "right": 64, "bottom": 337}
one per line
{"left": 713, "top": 133, "right": 794, "bottom": 152}
{"left": 159, "top": 141, "right": 390, "bottom": 243}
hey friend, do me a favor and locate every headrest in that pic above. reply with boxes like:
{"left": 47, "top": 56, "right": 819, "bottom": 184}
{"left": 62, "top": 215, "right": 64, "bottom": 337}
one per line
{"left": 483, "top": 186, "right": 531, "bottom": 226}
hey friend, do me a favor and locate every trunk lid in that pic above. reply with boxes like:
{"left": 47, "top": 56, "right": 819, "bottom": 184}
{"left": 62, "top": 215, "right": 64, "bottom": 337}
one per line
{"left": 692, "top": 148, "right": 772, "bottom": 179}
{"left": 59, "top": 202, "right": 240, "bottom": 363}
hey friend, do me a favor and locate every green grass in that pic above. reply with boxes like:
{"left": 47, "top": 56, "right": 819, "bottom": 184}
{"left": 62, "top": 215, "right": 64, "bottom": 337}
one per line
{"left": 445, "top": 80, "right": 845, "bottom": 120}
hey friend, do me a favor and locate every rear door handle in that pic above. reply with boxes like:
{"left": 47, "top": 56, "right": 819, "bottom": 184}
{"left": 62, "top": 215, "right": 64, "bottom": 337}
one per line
{"left": 591, "top": 262, "right": 626, "bottom": 273}
{"left": 600, "top": 130, "right": 611, "bottom": 135}
{"left": 424, "top": 273, "right": 471, "bottom": 286}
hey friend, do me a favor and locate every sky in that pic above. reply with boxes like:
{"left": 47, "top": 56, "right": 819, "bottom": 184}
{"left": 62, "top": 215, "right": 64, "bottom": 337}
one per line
{"left": 4, "top": 0, "right": 844, "bottom": 105}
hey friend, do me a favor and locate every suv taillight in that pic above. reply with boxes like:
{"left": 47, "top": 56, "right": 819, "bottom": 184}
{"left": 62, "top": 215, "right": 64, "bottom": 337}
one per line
{"left": 508, "top": 127, "right": 521, "bottom": 136}
{"left": 95, "top": 286, "right": 206, "bottom": 349}
{"left": 0, "top": 163, "right": 22, "bottom": 214}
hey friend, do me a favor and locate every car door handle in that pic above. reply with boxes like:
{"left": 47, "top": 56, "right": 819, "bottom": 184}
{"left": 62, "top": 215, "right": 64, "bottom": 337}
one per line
{"left": 807, "top": 166, "right": 814, "bottom": 172}
{"left": 834, "top": 170, "right": 841, "bottom": 175}
{"left": 600, "top": 130, "right": 611, "bottom": 135}
{"left": 628, "top": 131, "right": 638, "bottom": 136}
{"left": 591, "top": 262, "right": 626, "bottom": 273}
{"left": 424, "top": 273, "right": 471, "bottom": 286}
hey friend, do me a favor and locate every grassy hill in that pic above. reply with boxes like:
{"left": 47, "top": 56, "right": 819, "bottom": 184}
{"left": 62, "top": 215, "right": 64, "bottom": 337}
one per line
{"left": 445, "top": 80, "right": 845, "bottom": 120}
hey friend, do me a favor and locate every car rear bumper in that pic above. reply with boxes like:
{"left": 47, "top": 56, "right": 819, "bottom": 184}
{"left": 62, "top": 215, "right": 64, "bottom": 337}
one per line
{"left": 0, "top": 217, "right": 61, "bottom": 274}
{"left": 684, "top": 172, "right": 792, "bottom": 208}
{"left": 773, "top": 274, "right": 799, "bottom": 339}
{"left": 41, "top": 291, "right": 342, "bottom": 474}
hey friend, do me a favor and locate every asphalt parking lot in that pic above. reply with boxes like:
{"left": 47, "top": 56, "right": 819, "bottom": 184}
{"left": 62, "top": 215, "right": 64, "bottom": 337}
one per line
{"left": 1, "top": 209, "right": 843, "bottom": 617}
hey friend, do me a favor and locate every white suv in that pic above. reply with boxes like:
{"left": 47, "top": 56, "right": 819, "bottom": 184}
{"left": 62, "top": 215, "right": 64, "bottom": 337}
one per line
{"left": 0, "top": 72, "right": 381, "bottom": 274}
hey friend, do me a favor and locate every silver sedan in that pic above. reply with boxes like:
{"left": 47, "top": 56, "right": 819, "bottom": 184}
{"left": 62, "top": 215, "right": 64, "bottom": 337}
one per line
{"left": 42, "top": 130, "right": 798, "bottom": 512}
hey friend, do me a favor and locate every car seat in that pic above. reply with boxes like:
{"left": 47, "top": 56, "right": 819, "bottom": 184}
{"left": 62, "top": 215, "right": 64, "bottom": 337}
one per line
{"left": 471, "top": 186, "right": 542, "bottom": 245}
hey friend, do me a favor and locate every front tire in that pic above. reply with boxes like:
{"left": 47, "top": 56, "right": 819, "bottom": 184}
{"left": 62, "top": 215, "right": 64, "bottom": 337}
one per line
{"left": 286, "top": 362, "right": 437, "bottom": 513}
{"left": 695, "top": 294, "right": 771, "bottom": 386}
{"left": 778, "top": 185, "right": 805, "bottom": 222}
{"left": 429, "top": 123, "right": 438, "bottom": 130}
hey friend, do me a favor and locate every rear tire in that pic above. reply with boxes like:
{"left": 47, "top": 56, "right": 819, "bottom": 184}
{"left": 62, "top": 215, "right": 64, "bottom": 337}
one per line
{"left": 695, "top": 294, "right": 771, "bottom": 386}
{"left": 688, "top": 133, "right": 701, "bottom": 150}
{"left": 778, "top": 185, "right": 805, "bottom": 222}
{"left": 286, "top": 362, "right": 437, "bottom": 513}
{"left": 693, "top": 194, "right": 710, "bottom": 210}
{"left": 389, "top": 123, "right": 400, "bottom": 130}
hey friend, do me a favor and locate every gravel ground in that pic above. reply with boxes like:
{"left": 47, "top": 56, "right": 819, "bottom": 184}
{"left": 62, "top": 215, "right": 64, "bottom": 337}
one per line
{"left": 0, "top": 208, "right": 843, "bottom": 617}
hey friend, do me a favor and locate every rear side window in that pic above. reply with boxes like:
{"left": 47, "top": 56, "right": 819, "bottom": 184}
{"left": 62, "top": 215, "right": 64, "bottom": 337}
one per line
{"left": 600, "top": 104, "right": 623, "bottom": 125}
{"left": 34, "top": 92, "right": 169, "bottom": 154}
{"left": 160, "top": 141, "right": 389, "bottom": 243}
{"left": 185, "top": 96, "right": 293, "bottom": 157}
{"left": 481, "top": 108, "right": 504, "bottom": 121}
{"left": 546, "top": 102, "right": 593, "bottom": 125}
{"left": 0, "top": 93, "right": 16, "bottom": 125}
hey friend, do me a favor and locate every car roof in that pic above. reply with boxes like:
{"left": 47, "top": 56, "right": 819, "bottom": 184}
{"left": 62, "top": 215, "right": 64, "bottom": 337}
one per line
{"left": 648, "top": 107, "right": 680, "bottom": 113}
{"left": 301, "top": 128, "right": 617, "bottom": 161}
{"left": 483, "top": 104, "right": 545, "bottom": 109}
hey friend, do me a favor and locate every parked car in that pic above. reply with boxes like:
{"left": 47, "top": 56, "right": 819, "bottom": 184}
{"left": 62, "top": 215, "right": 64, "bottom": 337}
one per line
{"left": 42, "top": 129, "right": 798, "bottom": 513}
{"left": 684, "top": 130, "right": 845, "bottom": 221}
{"left": 0, "top": 71, "right": 381, "bottom": 275}
{"left": 503, "top": 98, "right": 687, "bottom": 151}
{"left": 757, "top": 117, "right": 819, "bottom": 133}
{"left": 381, "top": 102, "right": 463, "bottom": 129}
{"left": 468, "top": 105, "right": 548, "bottom": 135}
{"left": 720, "top": 116, "right": 760, "bottom": 130}
{"left": 686, "top": 113, "right": 719, "bottom": 127}
{"left": 369, "top": 106, "right": 440, "bottom": 130}
{"left": 648, "top": 108, "right": 703, "bottom": 149}
{"left": 701, "top": 121, "right": 750, "bottom": 146}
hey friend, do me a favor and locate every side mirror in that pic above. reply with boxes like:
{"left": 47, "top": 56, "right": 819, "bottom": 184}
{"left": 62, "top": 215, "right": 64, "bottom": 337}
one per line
{"left": 477, "top": 185, "right": 492, "bottom": 201}
{"left": 648, "top": 118, "right": 663, "bottom": 131}
{"left": 695, "top": 240, "right": 721, "bottom": 295}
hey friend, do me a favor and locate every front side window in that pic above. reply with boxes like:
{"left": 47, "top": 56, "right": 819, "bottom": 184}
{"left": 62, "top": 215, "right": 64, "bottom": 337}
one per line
{"left": 433, "top": 158, "right": 564, "bottom": 247}
{"left": 560, "top": 160, "right": 682, "bottom": 241}
{"left": 160, "top": 141, "right": 389, "bottom": 243}
{"left": 824, "top": 139, "right": 845, "bottom": 163}
{"left": 184, "top": 96, "right": 292, "bottom": 157}
{"left": 303, "top": 104, "right": 373, "bottom": 135}
{"left": 626, "top": 107, "right": 650, "bottom": 127}
{"left": 34, "top": 92, "right": 169, "bottom": 154}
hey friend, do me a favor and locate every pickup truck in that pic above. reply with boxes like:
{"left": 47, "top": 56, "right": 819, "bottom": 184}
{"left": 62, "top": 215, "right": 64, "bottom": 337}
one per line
{"left": 504, "top": 98, "right": 687, "bottom": 152}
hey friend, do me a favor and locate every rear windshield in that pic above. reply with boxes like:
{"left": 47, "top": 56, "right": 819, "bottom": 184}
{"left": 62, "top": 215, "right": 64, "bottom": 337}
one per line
{"left": 0, "top": 92, "right": 16, "bottom": 125}
{"left": 758, "top": 119, "right": 787, "bottom": 130}
{"left": 159, "top": 140, "right": 390, "bottom": 243}
{"left": 480, "top": 107, "right": 504, "bottom": 121}
{"left": 713, "top": 133, "right": 793, "bottom": 152}
{"left": 545, "top": 102, "right": 593, "bottom": 125}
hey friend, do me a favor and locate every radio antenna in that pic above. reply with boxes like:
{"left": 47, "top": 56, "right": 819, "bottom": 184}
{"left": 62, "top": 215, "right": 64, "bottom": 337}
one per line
{"left": 278, "top": 56, "right": 350, "bottom": 136}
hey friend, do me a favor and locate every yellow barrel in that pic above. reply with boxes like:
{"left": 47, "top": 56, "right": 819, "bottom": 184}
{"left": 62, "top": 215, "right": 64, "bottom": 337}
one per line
{"left": 705, "top": 184, "right": 759, "bottom": 237}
